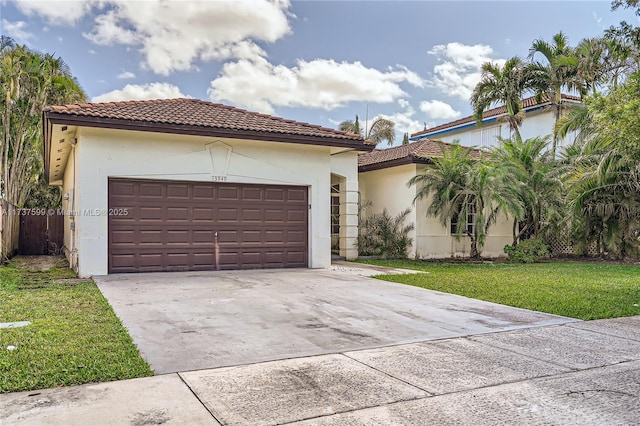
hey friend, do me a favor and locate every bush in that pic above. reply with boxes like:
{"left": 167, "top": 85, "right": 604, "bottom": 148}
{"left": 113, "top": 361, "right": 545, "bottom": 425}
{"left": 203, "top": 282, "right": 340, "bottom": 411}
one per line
{"left": 357, "top": 206, "right": 415, "bottom": 259}
{"left": 504, "top": 239, "right": 549, "bottom": 263}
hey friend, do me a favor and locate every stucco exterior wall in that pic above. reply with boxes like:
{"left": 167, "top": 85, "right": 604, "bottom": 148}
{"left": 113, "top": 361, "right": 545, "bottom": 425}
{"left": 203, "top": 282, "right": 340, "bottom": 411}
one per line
{"left": 69, "top": 127, "right": 340, "bottom": 277}
{"left": 330, "top": 152, "right": 360, "bottom": 259}
{"left": 61, "top": 145, "right": 78, "bottom": 269}
{"left": 429, "top": 109, "right": 557, "bottom": 148}
{"left": 358, "top": 164, "right": 418, "bottom": 257}
{"left": 360, "top": 163, "right": 512, "bottom": 259}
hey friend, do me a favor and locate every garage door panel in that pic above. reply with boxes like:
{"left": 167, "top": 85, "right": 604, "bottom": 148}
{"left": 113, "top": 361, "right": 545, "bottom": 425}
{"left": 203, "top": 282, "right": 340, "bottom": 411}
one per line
{"left": 166, "top": 184, "right": 189, "bottom": 198}
{"left": 193, "top": 185, "right": 214, "bottom": 199}
{"left": 286, "top": 251, "right": 306, "bottom": 265}
{"left": 287, "top": 210, "right": 306, "bottom": 222}
{"left": 218, "top": 208, "right": 239, "bottom": 221}
{"left": 265, "top": 188, "right": 284, "bottom": 201}
{"left": 242, "top": 187, "right": 262, "bottom": 201}
{"left": 140, "top": 230, "right": 163, "bottom": 244}
{"left": 218, "top": 187, "right": 240, "bottom": 200}
{"left": 139, "top": 207, "right": 163, "bottom": 220}
{"left": 109, "top": 179, "right": 308, "bottom": 273}
{"left": 193, "top": 230, "right": 215, "bottom": 243}
{"left": 167, "top": 207, "right": 189, "bottom": 221}
{"left": 139, "top": 183, "right": 163, "bottom": 198}
{"left": 287, "top": 230, "right": 307, "bottom": 243}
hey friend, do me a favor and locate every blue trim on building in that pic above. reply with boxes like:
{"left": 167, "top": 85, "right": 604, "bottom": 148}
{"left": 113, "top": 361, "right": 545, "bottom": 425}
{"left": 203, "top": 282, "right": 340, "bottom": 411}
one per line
{"left": 410, "top": 103, "right": 556, "bottom": 142}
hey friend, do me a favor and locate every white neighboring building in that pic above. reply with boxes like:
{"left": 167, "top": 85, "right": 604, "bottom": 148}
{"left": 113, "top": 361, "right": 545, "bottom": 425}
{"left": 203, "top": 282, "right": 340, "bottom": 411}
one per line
{"left": 410, "top": 94, "right": 581, "bottom": 149}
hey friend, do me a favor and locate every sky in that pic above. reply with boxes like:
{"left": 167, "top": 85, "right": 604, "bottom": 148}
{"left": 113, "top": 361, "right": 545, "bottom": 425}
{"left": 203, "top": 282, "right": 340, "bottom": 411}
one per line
{"left": 2, "top": 0, "right": 639, "bottom": 145}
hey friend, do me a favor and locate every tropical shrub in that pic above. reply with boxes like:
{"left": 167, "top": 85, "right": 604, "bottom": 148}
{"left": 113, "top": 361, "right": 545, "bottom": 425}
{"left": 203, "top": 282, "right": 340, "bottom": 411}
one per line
{"left": 357, "top": 206, "right": 415, "bottom": 259}
{"left": 504, "top": 239, "right": 550, "bottom": 263}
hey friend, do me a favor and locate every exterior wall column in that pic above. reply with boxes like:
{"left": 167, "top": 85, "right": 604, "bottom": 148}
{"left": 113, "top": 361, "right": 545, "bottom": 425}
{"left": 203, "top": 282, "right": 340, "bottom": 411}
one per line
{"left": 339, "top": 179, "right": 359, "bottom": 259}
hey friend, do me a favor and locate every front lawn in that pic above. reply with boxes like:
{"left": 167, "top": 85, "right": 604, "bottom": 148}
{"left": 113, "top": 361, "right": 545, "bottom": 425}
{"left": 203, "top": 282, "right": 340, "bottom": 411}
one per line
{"left": 358, "top": 260, "right": 640, "bottom": 320}
{"left": 0, "top": 258, "right": 152, "bottom": 393}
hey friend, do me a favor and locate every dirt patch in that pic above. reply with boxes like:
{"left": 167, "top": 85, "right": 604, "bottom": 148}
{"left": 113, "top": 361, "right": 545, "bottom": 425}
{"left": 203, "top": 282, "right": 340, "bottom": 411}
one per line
{"left": 9, "top": 255, "right": 69, "bottom": 272}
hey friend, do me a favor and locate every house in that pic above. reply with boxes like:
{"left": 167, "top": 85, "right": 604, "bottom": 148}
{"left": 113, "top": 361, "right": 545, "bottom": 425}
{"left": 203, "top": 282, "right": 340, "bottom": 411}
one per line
{"left": 358, "top": 139, "right": 512, "bottom": 259}
{"left": 43, "top": 99, "right": 373, "bottom": 277}
{"left": 410, "top": 94, "right": 581, "bottom": 148}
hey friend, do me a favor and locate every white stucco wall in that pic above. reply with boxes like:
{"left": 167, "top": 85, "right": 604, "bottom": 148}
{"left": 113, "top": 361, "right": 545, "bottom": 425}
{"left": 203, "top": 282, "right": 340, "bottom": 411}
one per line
{"left": 429, "top": 109, "right": 558, "bottom": 148}
{"left": 330, "top": 151, "right": 360, "bottom": 259}
{"left": 68, "top": 127, "right": 347, "bottom": 277}
{"left": 359, "top": 163, "right": 512, "bottom": 259}
{"left": 358, "top": 164, "right": 418, "bottom": 257}
{"left": 61, "top": 145, "right": 78, "bottom": 269}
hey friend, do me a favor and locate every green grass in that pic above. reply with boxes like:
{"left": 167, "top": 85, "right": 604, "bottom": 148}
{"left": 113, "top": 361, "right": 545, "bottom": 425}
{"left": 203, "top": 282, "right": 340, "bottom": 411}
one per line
{"left": 357, "top": 260, "right": 640, "bottom": 320}
{"left": 0, "top": 261, "right": 153, "bottom": 393}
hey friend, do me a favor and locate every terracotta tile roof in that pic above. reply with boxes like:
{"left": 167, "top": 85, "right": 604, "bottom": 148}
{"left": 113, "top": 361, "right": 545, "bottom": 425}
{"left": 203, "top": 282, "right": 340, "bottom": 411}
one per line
{"left": 411, "top": 93, "right": 581, "bottom": 138}
{"left": 44, "top": 98, "right": 372, "bottom": 147}
{"left": 358, "top": 139, "right": 482, "bottom": 171}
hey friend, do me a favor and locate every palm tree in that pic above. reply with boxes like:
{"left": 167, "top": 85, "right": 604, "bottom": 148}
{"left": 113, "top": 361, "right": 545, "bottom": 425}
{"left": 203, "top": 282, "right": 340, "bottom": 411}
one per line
{"left": 603, "top": 22, "right": 640, "bottom": 87}
{"left": 575, "top": 38, "right": 608, "bottom": 96}
{"left": 408, "top": 143, "right": 522, "bottom": 258}
{"left": 491, "top": 136, "right": 560, "bottom": 245}
{"left": 471, "top": 57, "right": 533, "bottom": 140}
{"left": 339, "top": 115, "right": 395, "bottom": 146}
{"left": 564, "top": 137, "right": 640, "bottom": 258}
{"left": 528, "top": 32, "right": 585, "bottom": 157}
{"left": 0, "top": 39, "right": 86, "bottom": 208}
{"left": 553, "top": 103, "right": 595, "bottom": 148}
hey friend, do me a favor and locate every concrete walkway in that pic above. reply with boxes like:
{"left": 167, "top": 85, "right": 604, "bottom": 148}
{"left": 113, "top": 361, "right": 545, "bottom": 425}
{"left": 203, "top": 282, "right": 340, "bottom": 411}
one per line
{"left": 3, "top": 316, "right": 640, "bottom": 425}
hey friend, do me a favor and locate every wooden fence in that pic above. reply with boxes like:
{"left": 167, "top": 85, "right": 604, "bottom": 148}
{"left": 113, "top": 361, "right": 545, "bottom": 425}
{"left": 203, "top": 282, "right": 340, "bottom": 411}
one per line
{"left": 18, "top": 212, "right": 64, "bottom": 255}
{"left": 0, "top": 200, "right": 20, "bottom": 261}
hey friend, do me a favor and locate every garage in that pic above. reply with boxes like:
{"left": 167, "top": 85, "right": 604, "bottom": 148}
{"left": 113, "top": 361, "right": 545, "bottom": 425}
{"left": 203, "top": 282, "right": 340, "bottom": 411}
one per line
{"left": 43, "top": 98, "right": 372, "bottom": 276}
{"left": 108, "top": 178, "right": 308, "bottom": 273}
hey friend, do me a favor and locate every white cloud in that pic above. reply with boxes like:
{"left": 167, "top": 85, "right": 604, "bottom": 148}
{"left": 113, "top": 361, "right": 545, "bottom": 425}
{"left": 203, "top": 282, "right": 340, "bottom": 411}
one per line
{"left": 81, "top": 0, "right": 292, "bottom": 75}
{"left": 13, "top": 0, "right": 95, "bottom": 25}
{"left": 208, "top": 57, "right": 425, "bottom": 114}
{"left": 1, "top": 19, "right": 33, "bottom": 41}
{"left": 419, "top": 100, "right": 461, "bottom": 120}
{"left": 117, "top": 70, "right": 135, "bottom": 80}
{"left": 91, "top": 82, "right": 187, "bottom": 102}
{"left": 428, "top": 42, "right": 505, "bottom": 100}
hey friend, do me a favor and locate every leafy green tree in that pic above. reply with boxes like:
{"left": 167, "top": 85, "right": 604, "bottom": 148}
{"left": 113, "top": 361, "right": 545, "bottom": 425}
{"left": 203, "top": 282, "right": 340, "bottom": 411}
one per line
{"left": 0, "top": 37, "right": 85, "bottom": 207}
{"left": 612, "top": 0, "right": 640, "bottom": 15}
{"left": 528, "top": 32, "right": 585, "bottom": 156}
{"left": 603, "top": 22, "right": 640, "bottom": 85}
{"left": 491, "top": 136, "right": 560, "bottom": 244}
{"left": 564, "top": 136, "right": 640, "bottom": 258}
{"left": 409, "top": 143, "right": 523, "bottom": 258}
{"left": 590, "top": 71, "right": 640, "bottom": 160}
{"left": 471, "top": 57, "right": 533, "bottom": 140}
{"left": 402, "top": 132, "right": 409, "bottom": 145}
{"left": 339, "top": 115, "right": 395, "bottom": 146}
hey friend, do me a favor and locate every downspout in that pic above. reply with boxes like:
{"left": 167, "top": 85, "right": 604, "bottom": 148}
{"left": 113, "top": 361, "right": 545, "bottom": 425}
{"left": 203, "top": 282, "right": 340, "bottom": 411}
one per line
{"left": 69, "top": 138, "right": 78, "bottom": 271}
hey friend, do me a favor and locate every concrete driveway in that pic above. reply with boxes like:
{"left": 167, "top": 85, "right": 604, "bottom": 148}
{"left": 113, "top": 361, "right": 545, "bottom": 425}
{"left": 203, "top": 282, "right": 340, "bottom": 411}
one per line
{"left": 95, "top": 268, "right": 575, "bottom": 374}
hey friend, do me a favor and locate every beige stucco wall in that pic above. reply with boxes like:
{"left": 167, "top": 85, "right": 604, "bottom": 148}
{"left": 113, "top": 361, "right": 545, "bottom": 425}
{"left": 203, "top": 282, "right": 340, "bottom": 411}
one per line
{"left": 67, "top": 127, "right": 351, "bottom": 277}
{"left": 61, "top": 143, "right": 78, "bottom": 269}
{"left": 359, "top": 163, "right": 512, "bottom": 259}
{"left": 358, "top": 164, "right": 418, "bottom": 257}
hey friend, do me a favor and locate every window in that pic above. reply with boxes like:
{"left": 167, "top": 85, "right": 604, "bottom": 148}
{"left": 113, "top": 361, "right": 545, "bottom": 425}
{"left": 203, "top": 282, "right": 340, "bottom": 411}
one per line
{"left": 450, "top": 202, "right": 475, "bottom": 235}
{"left": 471, "top": 125, "right": 502, "bottom": 148}
{"left": 330, "top": 184, "right": 340, "bottom": 235}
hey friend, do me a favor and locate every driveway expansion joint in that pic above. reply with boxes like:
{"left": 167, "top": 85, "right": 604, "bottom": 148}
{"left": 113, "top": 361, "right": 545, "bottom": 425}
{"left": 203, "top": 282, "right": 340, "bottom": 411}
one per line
{"left": 176, "top": 372, "right": 223, "bottom": 425}
{"left": 339, "top": 352, "right": 435, "bottom": 396}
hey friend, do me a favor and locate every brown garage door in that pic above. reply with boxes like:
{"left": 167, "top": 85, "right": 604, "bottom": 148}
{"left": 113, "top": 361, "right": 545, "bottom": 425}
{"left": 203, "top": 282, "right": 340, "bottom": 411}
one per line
{"left": 108, "top": 178, "right": 308, "bottom": 273}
